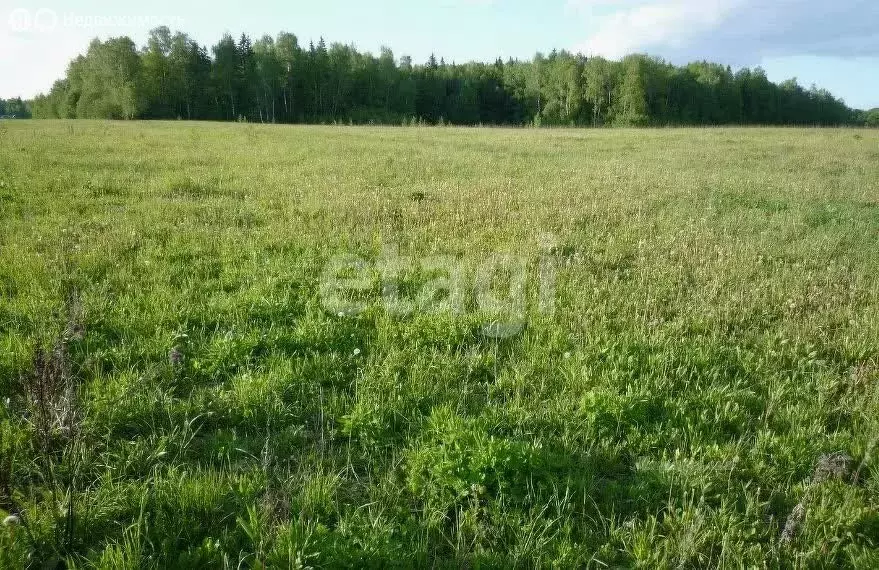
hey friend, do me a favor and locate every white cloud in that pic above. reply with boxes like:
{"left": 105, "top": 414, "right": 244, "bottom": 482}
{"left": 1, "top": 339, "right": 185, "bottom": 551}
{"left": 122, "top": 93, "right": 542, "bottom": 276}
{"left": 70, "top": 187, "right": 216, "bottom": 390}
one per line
{"left": 573, "top": 0, "right": 745, "bottom": 58}
{"left": 571, "top": 0, "right": 879, "bottom": 63}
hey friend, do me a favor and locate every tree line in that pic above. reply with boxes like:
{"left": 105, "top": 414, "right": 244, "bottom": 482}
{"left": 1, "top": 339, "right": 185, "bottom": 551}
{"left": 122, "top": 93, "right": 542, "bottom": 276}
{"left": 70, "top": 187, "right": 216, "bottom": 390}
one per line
{"left": 0, "top": 98, "right": 31, "bottom": 118}
{"left": 28, "top": 27, "right": 877, "bottom": 127}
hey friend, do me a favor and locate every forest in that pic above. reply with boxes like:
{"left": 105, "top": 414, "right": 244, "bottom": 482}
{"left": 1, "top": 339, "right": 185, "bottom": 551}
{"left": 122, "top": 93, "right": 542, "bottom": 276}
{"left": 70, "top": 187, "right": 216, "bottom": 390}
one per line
{"left": 0, "top": 98, "right": 32, "bottom": 118}
{"left": 26, "top": 27, "right": 879, "bottom": 127}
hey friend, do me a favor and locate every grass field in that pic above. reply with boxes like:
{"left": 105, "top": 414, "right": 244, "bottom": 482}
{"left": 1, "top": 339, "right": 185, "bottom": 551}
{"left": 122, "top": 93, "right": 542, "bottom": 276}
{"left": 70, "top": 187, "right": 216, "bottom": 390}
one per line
{"left": 2, "top": 121, "right": 879, "bottom": 568}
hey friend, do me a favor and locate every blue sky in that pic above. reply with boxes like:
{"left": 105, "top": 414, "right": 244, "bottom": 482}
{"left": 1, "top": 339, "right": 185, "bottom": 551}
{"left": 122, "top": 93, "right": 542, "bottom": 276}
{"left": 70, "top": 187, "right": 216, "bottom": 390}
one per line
{"left": 2, "top": 0, "right": 878, "bottom": 109}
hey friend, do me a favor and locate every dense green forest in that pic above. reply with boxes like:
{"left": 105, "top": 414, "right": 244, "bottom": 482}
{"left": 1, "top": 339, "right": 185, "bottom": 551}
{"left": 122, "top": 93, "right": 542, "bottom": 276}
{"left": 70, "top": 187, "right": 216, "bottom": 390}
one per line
{"left": 28, "top": 27, "right": 878, "bottom": 126}
{"left": 0, "top": 98, "right": 31, "bottom": 118}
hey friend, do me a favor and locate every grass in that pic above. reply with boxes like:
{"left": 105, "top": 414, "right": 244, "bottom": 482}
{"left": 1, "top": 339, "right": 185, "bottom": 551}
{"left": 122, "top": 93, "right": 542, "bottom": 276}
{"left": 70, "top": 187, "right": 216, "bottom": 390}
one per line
{"left": 1, "top": 120, "right": 879, "bottom": 567}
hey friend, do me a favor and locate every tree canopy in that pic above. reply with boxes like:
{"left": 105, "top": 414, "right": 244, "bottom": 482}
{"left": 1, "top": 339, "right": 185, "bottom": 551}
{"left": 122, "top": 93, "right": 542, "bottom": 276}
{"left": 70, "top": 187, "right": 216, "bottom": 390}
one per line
{"left": 0, "top": 98, "right": 31, "bottom": 118}
{"left": 30, "top": 27, "right": 872, "bottom": 127}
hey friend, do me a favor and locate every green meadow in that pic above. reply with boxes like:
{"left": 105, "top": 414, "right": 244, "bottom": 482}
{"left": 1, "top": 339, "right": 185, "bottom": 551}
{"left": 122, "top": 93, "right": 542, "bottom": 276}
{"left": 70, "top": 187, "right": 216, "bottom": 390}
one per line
{"left": 1, "top": 121, "right": 879, "bottom": 567}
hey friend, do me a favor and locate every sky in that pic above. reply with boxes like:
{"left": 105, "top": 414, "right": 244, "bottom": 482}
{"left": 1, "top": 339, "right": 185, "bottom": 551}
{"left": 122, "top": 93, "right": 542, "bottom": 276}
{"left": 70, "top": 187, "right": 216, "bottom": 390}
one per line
{"left": 2, "top": 0, "right": 878, "bottom": 109}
